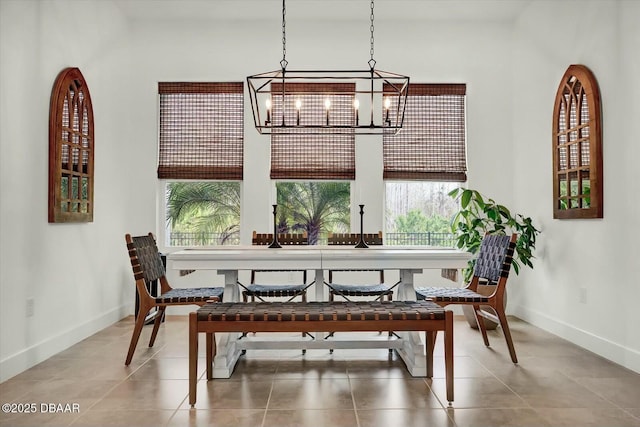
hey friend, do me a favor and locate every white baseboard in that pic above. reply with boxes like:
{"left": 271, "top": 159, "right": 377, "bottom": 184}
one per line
{"left": 0, "top": 304, "right": 132, "bottom": 383}
{"left": 513, "top": 304, "right": 640, "bottom": 374}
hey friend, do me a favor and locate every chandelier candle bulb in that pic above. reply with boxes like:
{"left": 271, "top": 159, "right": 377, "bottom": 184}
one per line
{"left": 295, "top": 99, "right": 301, "bottom": 125}
{"left": 354, "top": 99, "right": 360, "bottom": 126}
{"left": 265, "top": 98, "right": 272, "bottom": 125}
{"left": 325, "top": 98, "right": 331, "bottom": 125}
{"left": 384, "top": 97, "right": 391, "bottom": 124}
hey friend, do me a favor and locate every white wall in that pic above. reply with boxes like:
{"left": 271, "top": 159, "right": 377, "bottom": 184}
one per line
{"left": 2, "top": 0, "right": 637, "bottom": 381}
{"left": 0, "top": 0, "right": 141, "bottom": 381}
{"left": 510, "top": 0, "right": 640, "bottom": 372}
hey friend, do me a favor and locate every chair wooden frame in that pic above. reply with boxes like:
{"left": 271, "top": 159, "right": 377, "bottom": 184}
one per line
{"left": 416, "top": 233, "right": 519, "bottom": 363}
{"left": 124, "top": 233, "right": 223, "bottom": 365}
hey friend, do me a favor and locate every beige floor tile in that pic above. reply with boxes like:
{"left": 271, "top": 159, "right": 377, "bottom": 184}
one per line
{"left": 431, "top": 355, "right": 494, "bottom": 379}
{"left": 90, "top": 379, "right": 189, "bottom": 411}
{"left": 128, "top": 357, "right": 206, "bottom": 380}
{"left": 0, "top": 407, "right": 80, "bottom": 427}
{"left": 263, "top": 409, "right": 358, "bottom": 427}
{"left": 0, "top": 379, "right": 40, "bottom": 403}
{"left": 626, "top": 408, "right": 640, "bottom": 418}
{"left": 275, "top": 359, "right": 349, "bottom": 379}
{"left": 351, "top": 377, "right": 443, "bottom": 409}
{"left": 346, "top": 358, "right": 411, "bottom": 379}
{"left": 535, "top": 407, "right": 640, "bottom": 427}
{"left": 268, "top": 379, "right": 353, "bottom": 409}
{"left": 504, "top": 376, "right": 618, "bottom": 409}
{"left": 8, "top": 378, "right": 119, "bottom": 402}
{"left": 430, "top": 377, "right": 527, "bottom": 409}
{"left": 357, "top": 408, "right": 455, "bottom": 427}
{"left": 449, "top": 407, "right": 551, "bottom": 427}
{"left": 167, "top": 409, "right": 266, "bottom": 427}
{"left": 223, "top": 358, "right": 279, "bottom": 381}
{"left": 70, "top": 409, "right": 174, "bottom": 426}
{"left": 184, "top": 379, "right": 272, "bottom": 409}
{"left": 575, "top": 376, "right": 640, "bottom": 408}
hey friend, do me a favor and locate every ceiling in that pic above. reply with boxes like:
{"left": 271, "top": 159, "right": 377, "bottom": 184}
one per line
{"left": 113, "top": 0, "right": 532, "bottom": 23}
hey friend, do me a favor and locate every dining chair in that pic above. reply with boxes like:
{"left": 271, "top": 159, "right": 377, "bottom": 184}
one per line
{"left": 239, "top": 231, "right": 314, "bottom": 350}
{"left": 415, "top": 233, "right": 519, "bottom": 363}
{"left": 326, "top": 232, "right": 398, "bottom": 302}
{"left": 240, "top": 231, "right": 312, "bottom": 302}
{"left": 124, "top": 233, "right": 223, "bottom": 365}
{"left": 324, "top": 232, "right": 400, "bottom": 350}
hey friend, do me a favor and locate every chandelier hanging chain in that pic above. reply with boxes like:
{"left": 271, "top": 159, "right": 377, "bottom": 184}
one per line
{"left": 369, "top": 0, "right": 376, "bottom": 69}
{"left": 280, "top": 0, "right": 288, "bottom": 70}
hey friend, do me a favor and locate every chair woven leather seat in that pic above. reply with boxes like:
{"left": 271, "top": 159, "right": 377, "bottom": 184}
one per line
{"left": 197, "top": 300, "right": 446, "bottom": 322}
{"left": 416, "top": 287, "right": 489, "bottom": 303}
{"left": 156, "top": 287, "right": 224, "bottom": 304}
{"left": 329, "top": 283, "right": 394, "bottom": 297}
{"left": 243, "top": 284, "right": 308, "bottom": 298}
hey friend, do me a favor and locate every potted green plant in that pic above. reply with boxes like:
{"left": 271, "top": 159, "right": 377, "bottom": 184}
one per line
{"left": 449, "top": 188, "right": 540, "bottom": 328}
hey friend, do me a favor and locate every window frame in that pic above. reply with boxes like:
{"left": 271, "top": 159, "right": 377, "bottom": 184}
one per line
{"left": 157, "top": 82, "right": 244, "bottom": 249}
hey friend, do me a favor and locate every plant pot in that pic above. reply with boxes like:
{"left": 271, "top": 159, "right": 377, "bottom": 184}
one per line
{"left": 462, "top": 284, "right": 505, "bottom": 330}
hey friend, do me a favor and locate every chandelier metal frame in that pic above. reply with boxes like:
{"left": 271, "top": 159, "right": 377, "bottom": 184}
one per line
{"left": 247, "top": 0, "right": 410, "bottom": 135}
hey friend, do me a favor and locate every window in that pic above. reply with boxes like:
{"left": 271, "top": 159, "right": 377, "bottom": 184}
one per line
{"left": 48, "top": 67, "right": 94, "bottom": 223}
{"left": 383, "top": 84, "right": 467, "bottom": 246}
{"left": 158, "top": 82, "right": 243, "bottom": 246}
{"left": 552, "top": 65, "right": 603, "bottom": 219}
{"left": 276, "top": 182, "right": 350, "bottom": 245}
{"left": 164, "top": 181, "right": 240, "bottom": 246}
{"left": 270, "top": 83, "right": 355, "bottom": 180}
{"left": 385, "top": 182, "right": 458, "bottom": 247}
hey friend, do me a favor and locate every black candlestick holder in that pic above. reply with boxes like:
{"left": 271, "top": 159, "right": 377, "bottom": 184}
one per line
{"left": 269, "top": 204, "right": 282, "bottom": 248}
{"left": 354, "top": 204, "right": 369, "bottom": 248}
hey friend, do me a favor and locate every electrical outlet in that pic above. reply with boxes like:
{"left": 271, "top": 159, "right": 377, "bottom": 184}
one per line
{"left": 579, "top": 287, "right": 587, "bottom": 304}
{"left": 26, "top": 298, "right": 35, "bottom": 317}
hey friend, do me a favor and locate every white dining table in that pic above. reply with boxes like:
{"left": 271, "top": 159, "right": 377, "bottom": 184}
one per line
{"left": 168, "top": 245, "right": 472, "bottom": 378}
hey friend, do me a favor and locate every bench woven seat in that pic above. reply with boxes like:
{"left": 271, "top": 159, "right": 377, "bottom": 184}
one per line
{"left": 155, "top": 287, "right": 224, "bottom": 304}
{"left": 197, "top": 300, "right": 445, "bottom": 322}
{"left": 189, "top": 300, "right": 454, "bottom": 407}
{"left": 415, "top": 287, "right": 490, "bottom": 304}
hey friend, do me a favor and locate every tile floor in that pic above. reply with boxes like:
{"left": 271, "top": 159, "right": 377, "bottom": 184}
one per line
{"left": 1, "top": 315, "right": 639, "bottom": 427}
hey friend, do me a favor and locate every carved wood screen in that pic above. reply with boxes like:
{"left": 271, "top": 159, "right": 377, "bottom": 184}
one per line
{"left": 48, "top": 68, "right": 94, "bottom": 223}
{"left": 552, "top": 64, "right": 602, "bottom": 219}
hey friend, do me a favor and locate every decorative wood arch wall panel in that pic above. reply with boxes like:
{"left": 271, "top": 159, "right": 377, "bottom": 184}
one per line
{"left": 48, "top": 67, "right": 94, "bottom": 223}
{"left": 552, "top": 64, "right": 603, "bottom": 219}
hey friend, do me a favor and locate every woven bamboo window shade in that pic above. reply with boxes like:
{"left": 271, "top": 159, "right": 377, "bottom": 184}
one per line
{"left": 383, "top": 84, "right": 467, "bottom": 181}
{"left": 270, "top": 83, "right": 356, "bottom": 180}
{"left": 158, "top": 82, "right": 244, "bottom": 180}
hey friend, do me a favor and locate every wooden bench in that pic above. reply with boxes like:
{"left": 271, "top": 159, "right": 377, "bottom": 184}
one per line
{"left": 189, "top": 300, "right": 454, "bottom": 406}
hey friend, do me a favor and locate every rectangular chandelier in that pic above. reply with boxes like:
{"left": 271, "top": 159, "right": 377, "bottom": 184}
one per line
{"left": 247, "top": 69, "right": 410, "bottom": 135}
